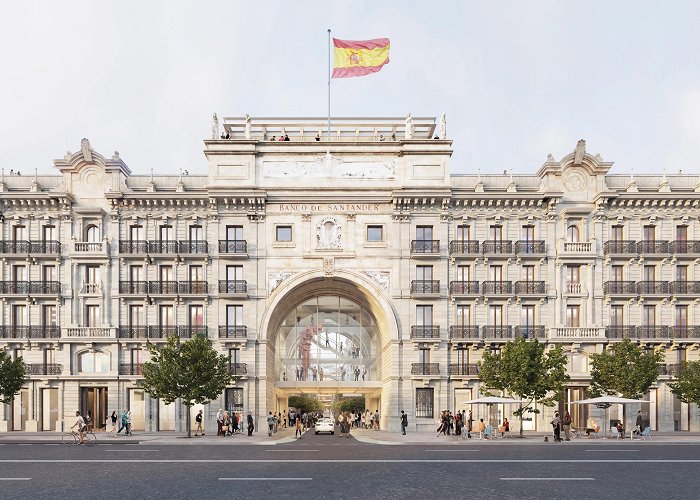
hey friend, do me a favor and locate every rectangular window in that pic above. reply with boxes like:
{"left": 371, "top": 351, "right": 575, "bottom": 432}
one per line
{"left": 130, "top": 225, "right": 143, "bottom": 241}
{"left": 611, "top": 265, "right": 623, "bottom": 282}
{"left": 225, "top": 387, "right": 244, "bottom": 412}
{"left": 676, "top": 265, "right": 688, "bottom": 282}
{"left": 276, "top": 226, "right": 292, "bottom": 242}
{"left": 416, "top": 305, "right": 433, "bottom": 326}
{"left": 489, "top": 225, "right": 503, "bottom": 241}
{"left": 567, "top": 265, "right": 580, "bottom": 284}
{"left": 416, "top": 226, "right": 433, "bottom": 241}
{"left": 489, "top": 305, "right": 503, "bottom": 326}
{"left": 159, "top": 225, "right": 174, "bottom": 241}
{"left": 189, "top": 225, "right": 203, "bottom": 241}
{"left": 643, "top": 305, "right": 656, "bottom": 326}
{"left": 456, "top": 265, "right": 471, "bottom": 282}
{"left": 675, "top": 306, "right": 688, "bottom": 328}
{"left": 13, "top": 265, "right": 26, "bottom": 281}
{"left": 42, "top": 305, "right": 57, "bottom": 327}
{"left": 43, "top": 225, "right": 56, "bottom": 241}
{"left": 611, "top": 225, "right": 624, "bottom": 241}
{"left": 228, "top": 348, "right": 240, "bottom": 365}
{"left": 416, "top": 265, "right": 433, "bottom": 281}
{"left": 189, "top": 305, "right": 204, "bottom": 327}
{"left": 456, "top": 346, "right": 469, "bottom": 366}
{"left": 85, "top": 305, "right": 100, "bottom": 327}
{"left": 566, "top": 305, "right": 580, "bottom": 327}
{"left": 610, "top": 305, "right": 624, "bottom": 327}
{"left": 456, "top": 305, "right": 471, "bottom": 326}
{"left": 226, "top": 225, "right": 243, "bottom": 241}
{"left": 159, "top": 265, "right": 173, "bottom": 282}
{"left": 521, "top": 225, "right": 535, "bottom": 241}
{"left": 12, "top": 305, "right": 27, "bottom": 326}
{"left": 523, "top": 265, "right": 535, "bottom": 281}
{"left": 226, "top": 265, "right": 243, "bottom": 281}
{"left": 489, "top": 265, "right": 503, "bottom": 282}
{"left": 13, "top": 225, "right": 26, "bottom": 240}
{"left": 419, "top": 347, "right": 430, "bottom": 365}
{"left": 227, "top": 305, "right": 243, "bottom": 326}
{"left": 43, "top": 265, "right": 56, "bottom": 282}
{"left": 521, "top": 305, "right": 535, "bottom": 327}
{"left": 159, "top": 305, "right": 174, "bottom": 326}
{"left": 416, "top": 388, "right": 434, "bottom": 419}
{"left": 130, "top": 347, "right": 142, "bottom": 365}
{"left": 676, "top": 225, "right": 688, "bottom": 242}
{"left": 85, "top": 265, "right": 99, "bottom": 284}
{"left": 366, "top": 225, "right": 383, "bottom": 242}
{"left": 643, "top": 265, "right": 655, "bottom": 282}
{"left": 129, "top": 265, "right": 143, "bottom": 281}
{"left": 129, "top": 305, "right": 144, "bottom": 327}
{"left": 456, "top": 225, "right": 471, "bottom": 241}
{"left": 643, "top": 225, "right": 656, "bottom": 241}
{"left": 44, "top": 347, "right": 55, "bottom": 365}
{"left": 189, "top": 265, "right": 204, "bottom": 282}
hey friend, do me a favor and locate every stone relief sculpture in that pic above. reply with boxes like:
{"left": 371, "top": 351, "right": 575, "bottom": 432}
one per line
{"left": 268, "top": 271, "right": 293, "bottom": 295}
{"left": 263, "top": 153, "right": 396, "bottom": 179}
{"left": 211, "top": 113, "right": 219, "bottom": 140}
{"left": 316, "top": 216, "right": 342, "bottom": 249}
{"left": 362, "top": 271, "right": 390, "bottom": 293}
{"left": 244, "top": 114, "right": 252, "bottom": 139}
{"left": 405, "top": 112, "right": 414, "bottom": 140}
{"left": 439, "top": 113, "right": 446, "bottom": 139}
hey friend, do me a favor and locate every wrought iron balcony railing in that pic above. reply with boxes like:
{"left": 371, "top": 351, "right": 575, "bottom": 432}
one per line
{"left": 671, "top": 281, "right": 700, "bottom": 294}
{"left": 0, "top": 281, "right": 61, "bottom": 294}
{"left": 669, "top": 326, "right": 700, "bottom": 338}
{"left": 514, "top": 325, "right": 546, "bottom": 339}
{"left": 658, "top": 364, "right": 682, "bottom": 377}
{"left": 636, "top": 325, "right": 671, "bottom": 339}
{"left": 515, "top": 281, "right": 545, "bottom": 295}
{"left": 218, "top": 280, "right": 248, "bottom": 294}
{"left": 449, "top": 325, "right": 480, "bottom": 340}
{"left": 411, "top": 363, "right": 440, "bottom": 375}
{"left": 118, "top": 326, "right": 150, "bottom": 339}
{"left": 218, "top": 326, "right": 248, "bottom": 339}
{"left": 515, "top": 240, "right": 545, "bottom": 254}
{"left": 229, "top": 363, "right": 248, "bottom": 376}
{"left": 29, "top": 241, "right": 61, "bottom": 254}
{"left": 448, "top": 363, "right": 479, "bottom": 376}
{"left": 145, "top": 326, "right": 181, "bottom": 338}
{"left": 449, "top": 240, "right": 480, "bottom": 255}
{"left": 449, "top": 281, "right": 479, "bottom": 294}
{"left": 604, "top": 281, "right": 637, "bottom": 294}
{"left": 637, "top": 281, "right": 670, "bottom": 295}
{"left": 179, "top": 240, "right": 209, "bottom": 254}
{"left": 410, "top": 240, "right": 440, "bottom": 254}
{"left": 25, "top": 363, "right": 62, "bottom": 376}
{"left": 178, "top": 326, "right": 208, "bottom": 338}
{"left": 119, "top": 363, "right": 143, "bottom": 376}
{"left": 482, "top": 281, "right": 512, "bottom": 294}
{"left": 605, "top": 326, "right": 637, "bottom": 339}
{"left": 119, "top": 281, "right": 148, "bottom": 294}
{"left": 0, "top": 240, "right": 30, "bottom": 254}
{"left": 148, "top": 281, "right": 179, "bottom": 294}
{"left": 119, "top": 241, "right": 148, "bottom": 254}
{"left": 218, "top": 240, "right": 248, "bottom": 254}
{"left": 482, "top": 240, "right": 513, "bottom": 254}
{"left": 671, "top": 240, "right": 700, "bottom": 254}
{"left": 410, "top": 326, "right": 440, "bottom": 339}
{"left": 0, "top": 326, "right": 58, "bottom": 339}
{"left": 482, "top": 325, "right": 513, "bottom": 339}
{"left": 148, "top": 241, "right": 178, "bottom": 254}
{"left": 638, "top": 240, "right": 670, "bottom": 254}
{"left": 410, "top": 280, "right": 440, "bottom": 294}
{"left": 603, "top": 241, "right": 637, "bottom": 254}
{"left": 178, "top": 281, "right": 209, "bottom": 294}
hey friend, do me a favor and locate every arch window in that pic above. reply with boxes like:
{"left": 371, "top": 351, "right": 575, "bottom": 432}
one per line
{"left": 85, "top": 225, "right": 100, "bottom": 243}
{"left": 566, "top": 225, "right": 580, "bottom": 242}
{"left": 79, "top": 351, "right": 109, "bottom": 373}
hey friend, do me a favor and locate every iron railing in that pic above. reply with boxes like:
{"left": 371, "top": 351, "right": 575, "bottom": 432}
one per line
{"left": 148, "top": 281, "right": 179, "bottom": 294}
{"left": 449, "top": 325, "right": 480, "bottom": 340}
{"left": 0, "top": 282, "right": 60, "bottom": 294}
{"left": 671, "top": 281, "right": 700, "bottom": 294}
{"left": 514, "top": 325, "right": 546, "bottom": 339}
{"left": 482, "top": 240, "right": 513, "bottom": 254}
{"left": 448, "top": 363, "right": 479, "bottom": 376}
{"left": 604, "top": 281, "right": 637, "bottom": 294}
{"left": 638, "top": 240, "right": 670, "bottom": 254}
{"left": 178, "top": 326, "right": 208, "bottom": 338}
{"left": 410, "top": 326, "right": 440, "bottom": 339}
{"left": 119, "top": 363, "right": 143, "bottom": 376}
{"left": 118, "top": 327, "right": 150, "bottom": 339}
{"left": 449, "top": 240, "right": 480, "bottom": 255}
{"left": 148, "top": 241, "right": 178, "bottom": 254}
{"left": 119, "top": 241, "right": 149, "bottom": 254}
{"left": 411, "top": 363, "right": 440, "bottom": 375}
{"left": 218, "top": 280, "right": 248, "bottom": 294}
{"left": 669, "top": 326, "right": 700, "bottom": 338}
{"left": 410, "top": 240, "right": 440, "bottom": 254}
{"left": 25, "top": 364, "right": 62, "bottom": 376}
{"left": 119, "top": 281, "right": 148, "bottom": 294}
{"left": 449, "top": 281, "right": 479, "bottom": 294}
{"left": 178, "top": 281, "right": 209, "bottom": 294}
{"left": 636, "top": 325, "right": 671, "bottom": 339}
{"left": 229, "top": 363, "right": 248, "bottom": 376}
{"left": 603, "top": 241, "right": 637, "bottom": 254}
{"left": 482, "top": 325, "right": 513, "bottom": 339}
{"left": 218, "top": 240, "right": 248, "bottom": 254}
{"left": 671, "top": 240, "right": 700, "bottom": 254}
{"left": 0, "top": 241, "right": 60, "bottom": 254}
{"left": 637, "top": 281, "right": 670, "bottom": 294}
{"left": 515, "top": 240, "right": 545, "bottom": 254}
{"left": 658, "top": 364, "right": 682, "bottom": 377}
{"left": 29, "top": 241, "right": 61, "bottom": 254}
{"left": 179, "top": 240, "right": 209, "bottom": 254}
{"left": 0, "top": 241, "right": 30, "bottom": 254}
{"left": 482, "top": 281, "right": 512, "bottom": 294}
{"left": 410, "top": 280, "right": 440, "bottom": 294}
{"left": 605, "top": 326, "right": 637, "bottom": 339}
{"left": 515, "top": 281, "right": 545, "bottom": 294}
{"left": 218, "top": 326, "right": 248, "bottom": 339}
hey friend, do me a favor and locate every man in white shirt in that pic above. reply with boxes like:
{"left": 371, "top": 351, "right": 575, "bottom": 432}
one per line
{"left": 71, "top": 411, "right": 86, "bottom": 444}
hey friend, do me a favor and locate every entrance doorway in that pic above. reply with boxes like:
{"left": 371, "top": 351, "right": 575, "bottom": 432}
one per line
{"left": 80, "top": 387, "right": 108, "bottom": 430}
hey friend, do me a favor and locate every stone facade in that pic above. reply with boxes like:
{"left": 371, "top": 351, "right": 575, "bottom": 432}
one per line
{"left": 1, "top": 117, "right": 699, "bottom": 434}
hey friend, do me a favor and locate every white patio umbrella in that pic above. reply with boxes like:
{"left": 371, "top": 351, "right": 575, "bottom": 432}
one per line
{"left": 570, "top": 396, "right": 649, "bottom": 437}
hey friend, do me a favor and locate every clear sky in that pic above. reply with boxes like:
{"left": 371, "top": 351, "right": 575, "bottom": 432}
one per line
{"left": 1, "top": 0, "right": 699, "bottom": 176}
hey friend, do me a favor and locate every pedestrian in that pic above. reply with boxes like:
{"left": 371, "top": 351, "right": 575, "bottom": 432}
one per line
{"left": 562, "top": 410, "right": 572, "bottom": 441}
{"left": 551, "top": 411, "right": 562, "bottom": 442}
{"left": 216, "top": 408, "right": 225, "bottom": 436}
{"left": 85, "top": 410, "right": 93, "bottom": 432}
{"left": 247, "top": 411, "right": 254, "bottom": 436}
{"left": 108, "top": 411, "right": 118, "bottom": 437}
{"left": 374, "top": 410, "right": 380, "bottom": 430}
{"left": 400, "top": 410, "right": 408, "bottom": 435}
{"left": 231, "top": 412, "right": 238, "bottom": 436}
{"left": 223, "top": 411, "right": 230, "bottom": 436}
{"left": 295, "top": 415, "right": 303, "bottom": 439}
{"left": 117, "top": 409, "right": 129, "bottom": 435}
{"left": 194, "top": 409, "right": 204, "bottom": 436}
{"left": 126, "top": 411, "right": 132, "bottom": 435}
{"left": 267, "top": 412, "right": 275, "bottom": 436}
{"left": 635, "top": 410, "right": 644, "bottom": 436}
{"left": 467, "top": 410, "right": 473, "bottom": 438}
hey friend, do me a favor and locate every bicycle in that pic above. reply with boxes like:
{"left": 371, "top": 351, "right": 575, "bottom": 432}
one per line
{"left": 62, "top": 429, "right": 96, "bottom": 446}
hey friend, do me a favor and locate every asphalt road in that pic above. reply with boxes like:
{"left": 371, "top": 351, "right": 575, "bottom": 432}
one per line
{"left": 1, "top": 432, "right": 698, "bottom": 499}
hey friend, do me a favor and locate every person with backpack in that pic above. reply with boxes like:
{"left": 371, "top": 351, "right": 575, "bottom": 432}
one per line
{"left": 194, "top": 409, "right": 204, "bottom": 436}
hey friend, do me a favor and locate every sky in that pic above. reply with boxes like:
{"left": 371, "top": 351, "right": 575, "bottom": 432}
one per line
{"left": 1, "top": 0, "right": 699, "bottom": 176}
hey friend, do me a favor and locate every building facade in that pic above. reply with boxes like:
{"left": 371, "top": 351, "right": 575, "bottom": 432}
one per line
{"left": 1, "top": 116, "right": 699, "bottom": 433}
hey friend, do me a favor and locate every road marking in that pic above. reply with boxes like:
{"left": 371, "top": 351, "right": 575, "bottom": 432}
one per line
{"left": 425, "top": 450, "right": 479, "bottom": 452}
{"left": 0, "top": 478, "right": 31, "bottom": 481}
{"left": 45, "top": 444, "right": 59, "bottom": 446}
{"left": 265, "top": 450, "right": 318, "bottom": 452}
{"left": 18, "top": 444, "right": 32, "bottom": 446}
{"left": 97, "top": 444, "right": 113, "bottom": 446}
{"left": 218, "top": 478, "right": 312, "bottom": 481}
{"left": 0, "top": 459, "right": 699, "bottom": 464}
{"left": 501, "top": 478, "right": 594, "bottom": 481}
{"left": 104, "top": 449, "right": 159, "bottom": 452}
{"left": 586, "top": 449, "right": 638, "bottom": 452}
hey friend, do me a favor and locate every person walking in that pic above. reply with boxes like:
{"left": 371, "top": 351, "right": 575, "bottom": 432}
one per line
{"left": 194, "top": 410, "right": 204, "bottom": 436}
{"left": 295, "top": 415, "right": 303, "bottom": 439}
{"left": 126, "top": 411, "right": 133, "bottom": 436}
{"left": 551, "top": 411, "right": 562, "bottom": 442}
{"left": 117, "top": 409, "right": 129, "bottom": 435}
{"left": 374, "top": 410, "right": 380, "bottom": 430}
{"left": 635, "top": 410, "right": 644, "bottom": 436}
{"left": 247, "top": 411, "right": 254, "bottom": 436}
{"left": 267, "top": 412, "right": 275, "bottom": 436}
{"left": 108, "top": 411, "right": 118, "bottom": 437}
{"left": 562, "top": 411, "right": 572, "bottom": 441}
{"left": 216, "top": 408, "right": 225, "bottom": 436}
{"left": 400, "top": 410, "right": 408, "bottom": 435}
{"left": 467, "top": 409, "right": 473, "bottom": 439}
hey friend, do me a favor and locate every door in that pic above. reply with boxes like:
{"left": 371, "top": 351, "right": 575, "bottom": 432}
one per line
{"left": 41, "top": 388, "right": 59, "bottom": 431}
{"left": 158, "top": 399, "right": 176, "bottom": 431}
{"left": 521, "top": 305, "right": 535, "bottom": 338}
{"left": 80, "top": 387, "right": 108, "bottom": 430}
{"left": 129, "top": 389, "right": 145, "bottom": 431}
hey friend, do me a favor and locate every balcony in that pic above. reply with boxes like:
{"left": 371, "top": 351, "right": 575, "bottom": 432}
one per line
{"left": 482, "top": 281, "right": 512, "bottom": 295}
{"left": 178, "top": 281, "right": 209, "bottom": 295}
{"left": 410, "top": 325, "right": 441, "bottom": 340}
{"left": 0, "top": 281, "right": 61, "bottom": 295}
{"left": 549, "top": 327, "right": 606, "bottom": 340}
{"left": 218, "top": 326, "right": 248, "bottom": 339}
{"left": 149, "top": 281, "right": 178, "bottom": 295}
{"left": 658, "top": 364, "right": 682, "bottom": 377}
{"left": 73, "top": 241, "right": 105, "bottom": 253}
{"left": 148, "top": 241, "right": 178, "bottom": 254}
{"left": 410, "top": 240, "right": 440, "bottom": 255}
{"left": 560, "top": 241, "right": 594, "bottom": 255}
{"left": 79, "top": 282, "right": 103, "bottom": 295}
{"left": 605, "top": 326, "right": 637, "bottom": 339}
{"left": 218, "top": 280, "right": 248, "bottom": 296}
{"left": 604, "top": 281, "right": 637, "bottom": 295}
{"left": 0, "top": 241, "right": 30, "bottom": 254}
{"left": 637, "top": 281, "right": 670, "bottom": 295}
{"left": 179, "top": 240, "right": 209, "bottom": 255}
{"left": 449, "top": 281, "right": 479, "bottom": 296}
{"left": 145, "top": 326, "right": 181, "bottom": 339}
{"left": 411, "top": 363, "right": 440, "bottom": 376}
{"left": 482, "top": 325, "right": 513, "bottom": 340}
{"left": 669, "top": 326, "right": 700, "bottom": 339}
{"left": 603, "top": 241, "right": 637, "bottom": 255}
{"left": 671, "top": 281, "right": 700, "bottom": 295}
{"left": 448, "top": 363, "right": 479, "bottom": 376}
{"left": 515, "top": 281, "right": 546, "bottom": 296}
{"left": 119, "top": 281, "right": 148, "bottom": 295}
{"left": 119, "top": 240, "right": 148, "bottom": 255}
{"left": 63, "top": 327, "right": 115, "bottom": 338}
{"left": 638, "top": 240, "right": 670, "bottom": 255}
{"left": 229, "top": 363, "right": 248, "bottom": 376}
{"left": 119, "top": 363, "right": 143, "bottom": 376}
{"left": 515, "top": 240, "right": 546, "bottom": 255}
{"left": 410, "top": 280, "right": 440, "bottom": 296}
{"left": 218, "top": 240, "right": 248, "bottom": 256}
{"left": 25, "top": 363, "right": 62, "bottom": 376}
{"left": 29, "top": 241, "right": 61, "bottom": 255}
{"left": 671, "top": 240, "right": 700, "bottom": 256}
{"left": 636, "top": 325, "right": 671, "bottom": 339}
{"left": 178, "top": 326, "right": 208, "bottom": 338}
{"left": 449, "top": 240, "right": 480, "bottom": 256}
{"left": 514, "top": 325, "right": 546, "bottom": 339}
{"left": 482, "top": 240, "right": 513, "bottom": 255}
{"left": 0, "top": 326, "right": 60, "bottom": 339}
{"left": 118, "top": 326, "right": 150, "bottom": 339}
{"left": 564, "top": 282, "right": 586, "bottom": 295}
{"left": 449, "top": 325, "right": 480, "bottom": 340}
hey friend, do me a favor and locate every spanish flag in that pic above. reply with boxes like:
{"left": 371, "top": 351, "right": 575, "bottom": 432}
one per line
{"left": 332, "top": 38, "right": 390, "bottom": 78}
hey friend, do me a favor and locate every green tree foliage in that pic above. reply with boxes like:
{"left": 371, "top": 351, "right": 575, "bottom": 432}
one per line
{"left": 141, "top": 335, "right": 233, "bottom": 438}
{"left": 669, "top": 361, "right": 700, "bottom": 406}
{"left": 478, "top": 338, "right": 569, "bottom": 437}
{"left": 589, "top": 338, "right": 662, "bottom": 399}
{"left": 288, "top": 395, "right": 323, "bottom": 413}
{"left": 0, "top": 350, "right": 25, "bottom": 404}
{"left": 332, "top": 397, "right": 365, "bottom": 414}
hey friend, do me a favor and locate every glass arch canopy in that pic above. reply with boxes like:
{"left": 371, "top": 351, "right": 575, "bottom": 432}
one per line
{"left": 276, "top": 295, "right": 379, "bottom": 383}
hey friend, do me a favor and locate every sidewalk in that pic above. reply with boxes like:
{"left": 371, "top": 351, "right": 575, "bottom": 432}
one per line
{"left": 351, "top": 428, "right": 700, "bottom": 445}
{"left": 0, "top": 427, "right": 306, "bottom": 445}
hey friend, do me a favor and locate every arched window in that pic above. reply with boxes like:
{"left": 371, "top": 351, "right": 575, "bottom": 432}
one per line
{"left": 567, "top": 225, "right": 580, "bottom": 242}
{"left": 85, "top": 225, "right": 100, "bottom": 243}
{"left": 79, "top": 351, "right": 109, "bottom": 373}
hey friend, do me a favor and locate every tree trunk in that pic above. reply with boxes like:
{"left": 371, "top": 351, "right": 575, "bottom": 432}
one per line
{"left": 519, "top": 403, "right": 524, "bottom": 438}
{"left": 186, "top": 404, "right": 192, "bottom": 438}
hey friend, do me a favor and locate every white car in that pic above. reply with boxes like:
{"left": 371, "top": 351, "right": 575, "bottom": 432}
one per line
{"left": 314, "top": 418, "right": 335, "bottom": 435}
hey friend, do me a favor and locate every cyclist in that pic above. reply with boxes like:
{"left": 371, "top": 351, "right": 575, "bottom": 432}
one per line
{"left": 71, "top": 410, "right": 87, "bottom": 444}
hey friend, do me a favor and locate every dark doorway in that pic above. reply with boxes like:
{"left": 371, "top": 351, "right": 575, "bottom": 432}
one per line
{"left": 80, "top": 387, "right": 108, "bottom": 430}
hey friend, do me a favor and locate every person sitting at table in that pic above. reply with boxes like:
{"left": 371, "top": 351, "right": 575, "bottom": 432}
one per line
{"left": 478, "top": 418, "right": 486, "bottom": 438}
{"left": 585, "top": 418, "right": 598, "bottom": 437}
{"left": 499, "top": 418, "right": 510, "bottom": 437}
{"left": 616, "top": 420, "right": 624, "bottom": 438}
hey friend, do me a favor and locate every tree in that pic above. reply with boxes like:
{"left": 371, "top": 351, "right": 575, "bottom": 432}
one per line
{"left": 669, "top": 361, "right": 700, "bottom": 406}
{"left": 332, "top": 396, "right": 365, "bottom": 414}
{"left": 0, "top": 350, "right": 25, "bottom": 404}
{"left": 478, "top": 338, "right": 569, "bottom": 437}
{"left": 141, "top": 335, "right": 233, "bottom": 438}
{"left": 589, "top": 338, "right": 662, "bottom": 399}
{"left": 288, "top": 395, "right": 323, "bottom": 414}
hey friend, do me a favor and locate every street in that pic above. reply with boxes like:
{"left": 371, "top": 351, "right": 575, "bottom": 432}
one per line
{"left": 0, "top": 431, "right": 698, "bottom": 499}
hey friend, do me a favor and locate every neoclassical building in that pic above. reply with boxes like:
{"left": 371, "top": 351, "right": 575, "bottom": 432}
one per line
{"left": 1, "top": 116, "right": 699, "bottom": 433}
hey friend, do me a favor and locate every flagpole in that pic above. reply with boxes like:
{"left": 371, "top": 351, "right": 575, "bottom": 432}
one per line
{"left": 327, "top": 28, "right": 331, "bottom": 142}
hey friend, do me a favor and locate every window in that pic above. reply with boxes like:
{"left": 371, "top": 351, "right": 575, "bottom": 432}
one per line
{"left": 366, "top": 225, "right": 383, "bottom": 242}
{"left": 456, "top": 305, "right": 471, "bottom": 326}
{"left": 643, "top": 265, "right": 655, "bottom": 282}
{"left": 610, "top": 305, "right": 624, "bottom": 327}
{"left": 226, "top": 225, "right": 243, "bottom": 241}
{"left": 416, "top": 265, "right": 433, "bottom": 281}
{"left": 189, "top": 305, "right": 204, "bottom": 328}
{"left": 130, "top": 265, "right": 143, "bottom": 281}
{"left": 159, "top": 306, "right": 174, "bottom": 326}
{"left": 189, "top": 225, "right": 203, "bottom": 241}
{"left": 567, "top": 225, "right": 580, "bottom": 242}
{"left": 189, "top": 265, "right": 204, "bottom": 282}
{"left": 228, "top": 348, "right": 240, "bottom": 365}
{"left": 566, "top": 305, "right": 580, "bottom": 327}
{"left": 227, "top": 305, "right": 243, "bottom": 326}
{"left": 523, "top": 265, "right": 535, "bottom": 281}
{"left": 43, "top": 265, "right": 56, "bottom": 282}
{"left": 276, "top": 226, "right": 292, "bottom": 242}
{"left": 12, "top": 305, "right": 27, "bottom": 326}
{"left": 489, "top": 305, "right": 503, "bottom": 326}
{"left": 129, "top": 225, "right": 143, "bottom": 241}
{"left": 489, "top": 225, "right": 503, "bottom": 241}
{"left": 611, "top": 265, "right": 623, "bottom": 282}
{"left": 489, "top": 265, "right": 503, "bottom": 282}
{"left": 130, "top": 347, "right": 143, "bottom": 365}
{"left": 129, "top": 305, "right": 144, "bottom": 327}
{"left": 611, "top": 225, "right": 624, "bottom": 241}
{"left": 13, "top": 225, "right": 26, "bottom": 240}
{"left": 159, "top": 265, "right": 173, "bottom": 282}
{"left": 13, "top": 265, "right": 26, "bottom": 281}
{"left": 521, "top": 225, "right": 535, "bottom": 241}
{"left": 160, "top": 225, "right": 174, "bottom": 241}
{"left": 85, "top": 305, "right": 100, "bottom": 327}
{"left": 456, "top": 225, "right": 471, "bottom": 241}
{"left": 676, "top": 265, "right": 688, "bottom": 282}
{"left": 643, "top": 225, "right": 656, "bottom": 241}
{"left": 85, "top": 225, "right": 100, "bottom": 243}
{"left": 226, "top": 265, "right": 243, "bottom": 281}
{"left": 455, "top": 346, "right": 470, "bottom": 366}
{"left": 85, "top": 265, "right": 99, "bottom": 284}
{"left": 456, "top": 265, "right": 471, "bottom": 282}
{"left": 566, "top": 265, "right": 581, "bottom": 293}
{"left": 42, "top": 305, "right": 57, "bottom": 327}
{"left": 43, "top": 225, "right": 56, "bottom": 241}
{"left": 521, "top": 305, "right": 535, "bottom": 332}
{"left": 643, "top": 305, "right": 656, "bottom": 326}
{"left": 416, "top": 226, "right": 433, "bottom": 241}
{"left": 416, "top": 388, "right": 434, "bottom": 419}
{"left": 676, "top": 225, "right": 688, "bottom": 242}
{"left": 225, "top": 387, "right": 244, "bottom": 412}
{"left": 676, "top": 306, "right": 688, "bottom": 327}
{"left": 44, "top": 347, "right": 55, "bottom": 365}
{"left": 419, "top": 347, "right": 430, "bottom": 365}
{"left": 416, "top": 305, "right": 433, "bottom": 326}
{"left": 79, "top": 351, "right": 109, "bottom": 373}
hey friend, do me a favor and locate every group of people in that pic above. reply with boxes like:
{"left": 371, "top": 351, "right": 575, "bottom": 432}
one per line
{"left": 215, "top": 409, "right": 254, "bottom": 437}
{"left": 289, "top": 364, "right": 369, "bottom": 382}
{"left": 107, "top": 410, "right": 132, "bottom": 437}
